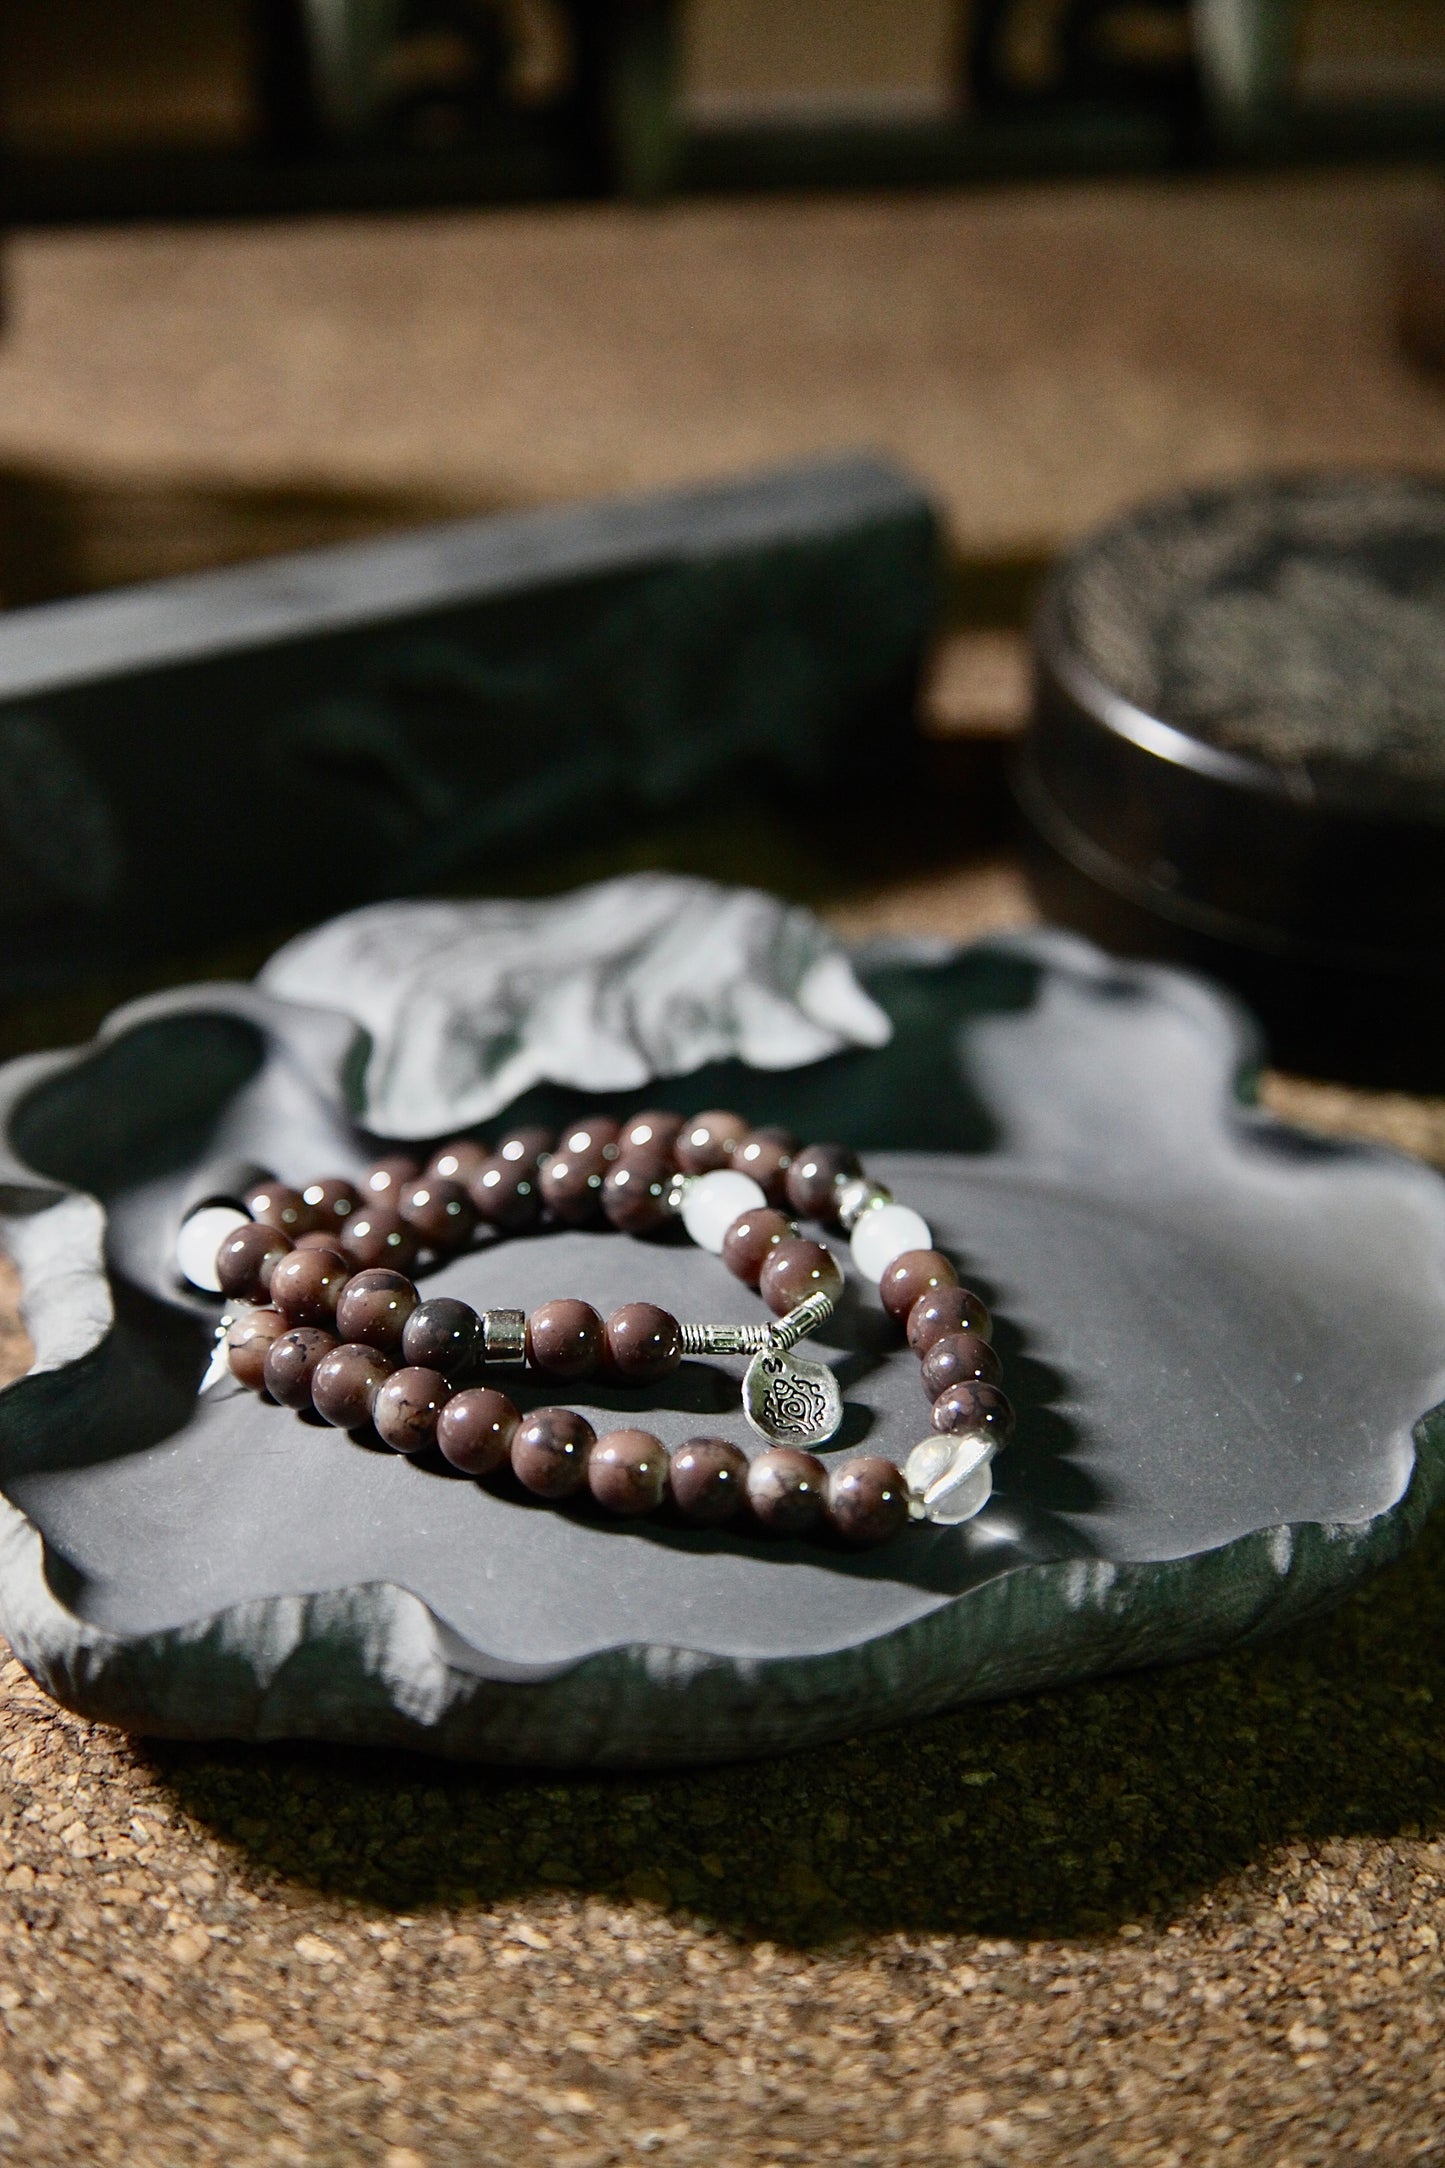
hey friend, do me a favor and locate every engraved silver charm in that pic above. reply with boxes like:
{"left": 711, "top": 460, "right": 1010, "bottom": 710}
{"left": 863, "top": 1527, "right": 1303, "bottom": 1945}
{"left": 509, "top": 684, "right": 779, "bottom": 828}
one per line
{"left": 678, "top": 1291, "right": 843, "bottom": 1447}
{"left": 741, "top": 1291, "right": 842, "bottom": 1447}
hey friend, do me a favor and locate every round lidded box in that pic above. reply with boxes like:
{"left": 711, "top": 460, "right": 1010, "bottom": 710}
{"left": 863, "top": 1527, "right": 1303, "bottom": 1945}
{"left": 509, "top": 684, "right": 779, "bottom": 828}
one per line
{"left": 1017, "top": 473, "right": 1445, "bottom": 1085}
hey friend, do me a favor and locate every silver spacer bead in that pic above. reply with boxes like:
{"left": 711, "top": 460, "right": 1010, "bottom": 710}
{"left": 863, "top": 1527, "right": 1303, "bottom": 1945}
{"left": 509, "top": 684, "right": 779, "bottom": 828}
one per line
{"left": 680, "top": 1321, "right": 770, "bottom": 1355}
{"left": 835, "top": 1176, "right": 893, "bottom": 1233}
{"left": 481, "top": 1308, "right": 526, "bottom": 1365}
{"left": 677, "top": 1292, "right": 836, "bottom": 1359}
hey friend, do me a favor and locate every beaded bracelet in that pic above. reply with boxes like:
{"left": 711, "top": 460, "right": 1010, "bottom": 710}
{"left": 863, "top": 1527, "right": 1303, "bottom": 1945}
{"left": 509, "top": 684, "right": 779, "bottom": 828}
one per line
{"left": 182, "top": 1108, "right": 1015, "bottom": 1546}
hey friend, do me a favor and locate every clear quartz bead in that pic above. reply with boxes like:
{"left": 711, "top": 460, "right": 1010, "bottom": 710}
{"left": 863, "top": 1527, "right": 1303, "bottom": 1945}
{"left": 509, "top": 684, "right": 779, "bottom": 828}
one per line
{"left": 904, "top": 1431, "right": 994, "bottom": 1523}
{"left": 679, "top": 1168, "right": 768, "bottom": 1253}
{"left": 175, "top": 1203, "right": 251, "bottom": 1292}
{"left": 850, "top": 1201, "right": 933, "bottom": 1283}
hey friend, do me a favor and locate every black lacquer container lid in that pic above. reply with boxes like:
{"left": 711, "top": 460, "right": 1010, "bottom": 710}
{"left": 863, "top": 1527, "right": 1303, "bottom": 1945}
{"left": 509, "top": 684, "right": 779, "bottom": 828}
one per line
{"left": 1016, "top": 473, "right": 1445, "bottom": 1086}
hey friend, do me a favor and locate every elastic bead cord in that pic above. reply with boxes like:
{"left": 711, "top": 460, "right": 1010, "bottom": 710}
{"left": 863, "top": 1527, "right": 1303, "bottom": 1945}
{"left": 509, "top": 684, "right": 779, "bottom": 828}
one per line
{"left": 205, "top": 1106, "right": 1014, "bottom": 1544}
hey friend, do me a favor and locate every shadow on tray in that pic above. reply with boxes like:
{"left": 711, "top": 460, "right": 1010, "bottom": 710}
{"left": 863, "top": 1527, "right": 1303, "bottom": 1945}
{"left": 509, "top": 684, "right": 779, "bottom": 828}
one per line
{"left": 141, "top": 1473, "right": 1445, "bottom": 1949}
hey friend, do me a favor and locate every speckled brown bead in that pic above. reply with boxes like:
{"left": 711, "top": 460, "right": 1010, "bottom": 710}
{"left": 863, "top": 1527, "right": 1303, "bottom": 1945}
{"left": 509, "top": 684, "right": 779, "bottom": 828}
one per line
{"left": 469, "top": 1156, "right": 541, "bottom": 1232}
{"left": 905, "top": 1284, "right": 993, "bottom": 1354}
{"left": 436, "top": 1386, "right": 519, "bottom": 1476}
{"left": 216, "top": 1221, "right": 292, "bottom": 1303}
{"left": 493, "top": 1126, "right": 552, "bottom": 1171}
{"left": 557, "top": 1114, "right": 621, "bottom": 1158}
{"left": 401, "top": 1297, "right": 480, "bottom": 1374}
{"left": 931, "top": 1381, "right": 1016, "bottom": 1449}
{"left": 398, "top": 1176, "right": 476, "bottom": 1252}
{"left": 675, "top": 1109, "right": 749, "bottom": 1174}
{"left": 269, "top": 1246, "right": 351, "bottom": 1329}
{"left": 746, "top": 1446, "right": 828, "bottom": 1535}
{"left": 425, "top": 1140, "right": 490, "bottom": 1188}
{"left": 334, "top": 1268, "right": 420, "bottom": 1357}
{"left": 511, "top": 1407, "right": 595, "bottom": 1498}
{"left": 758, "top": 1237, "right": 845, "bottom": 1318}
{"left": 619, "top": 1110, "right": 682, "bottom": 1158}
{"left": 601, "top": 1152, "right": 676, "bottom": 1236}
{"left": 784, "top": 1143, "right": 860, "bottom": 1222}
{"left": 362, "top": 1156, "right": 420, "bottom": 1205}
{"left": 825, "top": 1456, "right": 909, "bottom": 1546}
{"left": 299, "top": 1177, "right": 360, "bottom": 1233}
{"left": 721, "top": 1207, "right": 797, "bottom": 1287}
{"left": 310, "top": 1342, "right": 396, "bottom": 1429}
{"left": 734, "top": 1127, "right": 795, "bottom": 1204}
{"left": 539, "top": 1143, "right": 609, "bottom": 1226}
{"left": 526, "top": 1299, "right": 604, "bottom": 1380}
{"left": 339, "top": 1206, "right": 418, "bottom": 1273}
{"left": 373, "top": 1366, "right": 452, "bottom": 1455}
{"left": 604, "top": 1303, "right": 681, "bottom": 1382}
{"left": 920, "top": 1330, "right": 1002, "bottom": 1401}
{"left": 669, "top": 1437, "right": 749, "bottom": 1525}
{"left": 244, "top": 1182, "right": 315, "bottom": 1238}
{"left": 225, "top": 1307, "right": 288, "bottom": 1390}
{"left": 879, "top": 1248, "right": 959, "bottom": 1325}
{"left": 588, "top": 1429, "right": 669, "bottom": 1516}
{"left": 262, "top": 1327, "right": 339, "bottom": 1409}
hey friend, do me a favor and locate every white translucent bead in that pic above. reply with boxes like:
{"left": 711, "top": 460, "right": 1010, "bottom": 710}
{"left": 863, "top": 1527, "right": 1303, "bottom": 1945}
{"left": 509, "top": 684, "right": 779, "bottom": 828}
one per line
{"left": 904, "top": 1431, "right": 994, "bottom": 1524}
{"left": 850, "top": 1201, "right": 932, "bottom": 1283}
{"left": 175, "top": 1203, "right": 250, "bottom": 1292}
{"left": 680, "top": 1168, "right": 767, "bottom": 1253}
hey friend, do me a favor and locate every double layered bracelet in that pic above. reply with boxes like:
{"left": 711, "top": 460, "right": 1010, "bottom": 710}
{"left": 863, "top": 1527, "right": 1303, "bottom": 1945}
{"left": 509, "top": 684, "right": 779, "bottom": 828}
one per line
{"left": 183, "top": 1107, "right": 1015, "bottom": 1548}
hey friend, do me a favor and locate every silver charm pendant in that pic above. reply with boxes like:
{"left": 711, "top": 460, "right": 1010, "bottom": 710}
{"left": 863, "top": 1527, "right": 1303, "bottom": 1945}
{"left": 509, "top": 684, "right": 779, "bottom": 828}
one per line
{"left": 679, "top": 1288, "right": 843, "bottom": 1448}
{"left": 742, "top": 1343, "right": 843, "bottom": 1447}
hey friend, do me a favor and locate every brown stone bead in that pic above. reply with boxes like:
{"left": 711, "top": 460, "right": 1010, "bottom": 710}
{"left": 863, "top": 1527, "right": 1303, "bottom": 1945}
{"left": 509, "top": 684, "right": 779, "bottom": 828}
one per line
{"left": 294, "top": 1228, "right": 350, "bottom": 1253}
{"left": 399, "top": 1176, "right": 476, "bottom": 1252}
{"left": 300, "top": 1177, "right": 359, "bottom": 1232}
{"left": 511, "top": 1407, "right": 595, "bottom": 1498}
{"left": 334, "top": 1268, "right": 420, "bottom": 1357}
{"left": 784, "top": 1143, "right": 860, "bottom": 1222}
{"left": 588, "top": 1429, "right": 669, "bottom": 1516}
{"left": 401, "top": 1297, "right": 480, "bottom": 1374}
{"left": 669, "top": 1437, "right": 750, "bottom": 1525}
{"left": 879, "top": 1248, "right": 959, "bottom": 1325}
{"left": 469, "top": 1155, "right": 541, "bottom": 1232}
{"left": 675, "top": 1109, "right": 749, "bottom": 1174}
{"left": 619, "top": 1109, "right": 682, "bottom": 1158}
{"left": 539, "top": 1143, "right": 609, "bottom": 1226}
{"left": 262, "top": 1327, "right": 338, "bottom": 1409}
{"left": 340, "top": 1206, "right": 419, "bottom": 1273}
{"left": 734, "top": 1127, "right": 795, "bottom": 1204}
{"left": 905, "top": 1285, "right": 993, "bottom": 1353}
{"left": 721, "top": 1207, "right": 797, "bottom": 1286}
{"left": 758, "top": 1237, "right": 845, "bottom": 1318}
{"left": 269, "top": 1246, "right": 351, "bottom": 1329}
{"left": 825, "top": 1456, "right": 910, "bottom": 1546}
{"left": 437, "top": 1387, "right": 519, "bottom": 1476}
{"left": 216, "top": 1221, "right": 292, "bottom": 1303}
{"left": 746, "top": 1447, "right": 828, "bottom": 1536}
{"left": 244, "top": 1182, "right": 315, "bottom": 1238}
{"left": 362, "top": 1156, "right": 421, "bottom": 1205}
{"left": 920, "top": 1330, "right": 1002, "bottom": 1401}
{"left": 493, "top": 1125, "right": 552, "bottom": 1171}
{"left": 601, "top": 1152, "right": 676, "bottom": 1236}
{"left": 526, "top": 1298, "right": 604, "bottom": 1380}
{"left": 425, "top": 1140, "right": 490, "bottom": 1187}
{"left": 373, "top": 1366, "right": 453, "bottom": 1455}
{"left": 931, "top": 1381, "right": 1016, "bottom": 1449}
{"left": 311, "top": 1342, "right": 396, "bottom": 1429}
{"left": 225, "top": 1307, "right": 288, "bottom": 1390}
{"left": 604, "top": 1303, "right": 681, "bottom": 1382}
{"left": 558, "top": 1114, "right": 621, "bottom": 1158}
